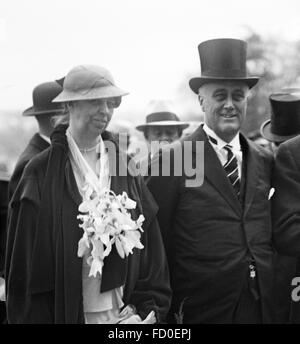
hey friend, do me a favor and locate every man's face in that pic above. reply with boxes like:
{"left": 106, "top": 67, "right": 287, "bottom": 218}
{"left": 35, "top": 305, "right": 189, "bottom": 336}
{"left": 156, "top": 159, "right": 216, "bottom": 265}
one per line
{"left": 199, "top": 81, "right": 249, "bottom": 142}
{"left": 146, "top": 125, "right": 181, "bottom": 144}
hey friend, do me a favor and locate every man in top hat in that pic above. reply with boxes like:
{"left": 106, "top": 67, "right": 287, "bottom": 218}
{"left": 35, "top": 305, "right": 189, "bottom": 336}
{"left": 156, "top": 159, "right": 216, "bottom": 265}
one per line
{"left": 270, "top": 89, "right": 300, "bottom": 323}
{"left": 147, "top": 38, "right": 275, "bottom": 323}
{"left": 8, "top": 81, "right": 64, "bottom": 200}
{"left": 261, "top": 89, "right": 300, "bottom": 155}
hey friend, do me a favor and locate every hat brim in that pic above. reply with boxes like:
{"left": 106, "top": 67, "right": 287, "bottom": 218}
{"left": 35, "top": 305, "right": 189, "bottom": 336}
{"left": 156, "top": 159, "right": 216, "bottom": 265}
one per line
{"left": 52, "top": 85, "right": 129, "bottom": 103}
{"left": 0, "top": 170, "right": 10, "bottom": 181}
{"left": 260, "top": 119, "right": 299, "bottom": 143}
{"left": 136, "top": 121, "right": 189, "bottom": 131}
{"left": 189, "top": 76, "right": 259, "bottom": 94}
{"left": 22, "top": 106, "right": 65, "bottom": 117}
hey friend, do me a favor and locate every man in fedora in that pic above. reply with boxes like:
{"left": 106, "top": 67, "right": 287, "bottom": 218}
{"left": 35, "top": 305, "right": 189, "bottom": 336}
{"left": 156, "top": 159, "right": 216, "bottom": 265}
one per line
{"left": 147, "top": 38, "right": 275, "bottom": 323}
{"left": 136, "top": 99, "right": 189, "bottom": 155}
{"left": 271, "top": 89, "right": 300, "bottom": 323}
{"left": 135, "top": 100, "right": 189, "bottom": 177}
{"left": 8, "top": 81, "right": 64, "bottom": 200}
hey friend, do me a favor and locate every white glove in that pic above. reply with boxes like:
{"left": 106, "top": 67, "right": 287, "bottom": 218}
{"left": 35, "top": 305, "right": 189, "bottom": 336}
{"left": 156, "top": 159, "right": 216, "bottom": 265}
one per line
{"left": 118, "top": 310, "right": 156, "bottom": 324}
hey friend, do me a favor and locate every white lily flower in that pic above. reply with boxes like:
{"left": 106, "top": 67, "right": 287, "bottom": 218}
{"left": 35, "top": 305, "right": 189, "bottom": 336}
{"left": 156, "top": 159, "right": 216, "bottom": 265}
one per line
{"left": 89, "top": 257, "right": 104, "bottom": 277}
{"left": 125, "top": 230, "right": 144, "bottom": 250}
{"left": 77, "top": 186, "right": 145, "bottom": 276}
{"left": 119, "top": 234, "right": 135, "bottom": 256}
{"left": 78, "top": 233, "right": 90, "bottom": 257}
{"left": 115, "top": 236, "right": 125, "bottom": 259}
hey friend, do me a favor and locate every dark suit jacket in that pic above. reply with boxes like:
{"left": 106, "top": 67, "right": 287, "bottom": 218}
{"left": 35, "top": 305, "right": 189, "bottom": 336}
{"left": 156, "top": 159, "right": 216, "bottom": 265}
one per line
{"left": 0, "top": 178, "right": 9, "bottom": 276}
{"left": 0, "top": 177, "right": 9, "bottom": 323}
{"left": 147, "top": 125, "right": 275, "bottom": 323}
{"left": 272, "top": 135, "right": 300, "bottom": 323}
{"left": 8, "top": 133, "right": 49, "bottom": 201}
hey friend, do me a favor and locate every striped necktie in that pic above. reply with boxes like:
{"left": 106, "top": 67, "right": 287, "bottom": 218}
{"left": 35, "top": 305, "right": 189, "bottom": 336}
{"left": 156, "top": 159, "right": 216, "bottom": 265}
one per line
{"left": 223, "top": 144, "right": 240, "bottom": 196}
{"left": 207, "top": 135, "right": 240, "bottom": 196}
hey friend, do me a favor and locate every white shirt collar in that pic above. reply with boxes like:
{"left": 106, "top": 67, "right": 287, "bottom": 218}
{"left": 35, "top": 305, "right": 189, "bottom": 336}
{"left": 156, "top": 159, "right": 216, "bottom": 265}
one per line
{"left": 203, "top": 123, "right": 241, "bottom": 152}
{"left": 39, "top": 133, "right": 51, "bottom": 144}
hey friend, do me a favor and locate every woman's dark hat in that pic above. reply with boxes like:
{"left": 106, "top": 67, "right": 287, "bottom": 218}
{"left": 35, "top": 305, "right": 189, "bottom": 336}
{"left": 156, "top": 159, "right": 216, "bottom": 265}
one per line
{"left": 261, "top": 88, "right": 300, "bottom": 143}
{"left": 23, "top": 81, "right": 64, "bottom": 116}
{"left": 189, "top": 38, "right": 259, "bottom": 94}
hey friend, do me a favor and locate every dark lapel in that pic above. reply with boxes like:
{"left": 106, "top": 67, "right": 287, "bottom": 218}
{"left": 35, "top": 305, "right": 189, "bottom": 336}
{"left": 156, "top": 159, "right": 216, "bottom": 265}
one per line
{"left": 190, "top": 125, "right": 242, "bottom": 215}
{"left": 29, "top": 133, "right": 50, "bottom": 152}
{"left": 240, "top": 134, "right": 260, "bottom": 216}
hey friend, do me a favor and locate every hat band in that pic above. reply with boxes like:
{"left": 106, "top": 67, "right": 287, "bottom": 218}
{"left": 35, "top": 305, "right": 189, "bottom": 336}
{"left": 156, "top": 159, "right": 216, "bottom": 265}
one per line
{"left": 146, "top": 112, "right": 179, "bottom": 123}
{"left": 64, "top": 77, "right": 114, "bottom": 95}
{"left": 33, "top": 104, "right": 63, "bottom": 112}
{"left": 201, "top": 68, "right": 247, "bottom": 78}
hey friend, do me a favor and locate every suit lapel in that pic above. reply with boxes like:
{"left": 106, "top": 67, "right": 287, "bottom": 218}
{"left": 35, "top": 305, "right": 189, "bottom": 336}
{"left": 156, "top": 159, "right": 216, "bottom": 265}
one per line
{"left": 240, "top": 135, "right": 260, "bottom": 216}
{"left": 30, "top": 133, "right": 50, "bottom": 152}
{"left": 191, "top": 126, "right": 242, "bottom": 215}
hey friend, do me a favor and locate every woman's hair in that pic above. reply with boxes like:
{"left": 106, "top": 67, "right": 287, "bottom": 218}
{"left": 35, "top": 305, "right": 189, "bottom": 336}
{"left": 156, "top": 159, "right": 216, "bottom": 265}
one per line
{"left": 52, "top": 97, "right": 122, "bottom": 128}
{"left": 52, "top": 103, "right": 70, "bottom": 127}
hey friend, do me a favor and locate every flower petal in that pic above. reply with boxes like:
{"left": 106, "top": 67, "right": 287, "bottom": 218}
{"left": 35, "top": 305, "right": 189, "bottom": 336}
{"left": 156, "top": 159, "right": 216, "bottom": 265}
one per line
{"left": 77, "top": 234, "right": 90, "bottom": 257}
{"left": 115, "top": 236, "right": 125, "bottom": 259}
{"left": 89, "top": 258, "right": 103, "bottom": 277}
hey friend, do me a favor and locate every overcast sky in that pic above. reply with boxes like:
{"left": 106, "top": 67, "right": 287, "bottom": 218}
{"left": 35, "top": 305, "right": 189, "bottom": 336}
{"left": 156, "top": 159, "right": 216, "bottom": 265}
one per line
{"left": 1, "top": 0, "right": 300, "bottom": 120}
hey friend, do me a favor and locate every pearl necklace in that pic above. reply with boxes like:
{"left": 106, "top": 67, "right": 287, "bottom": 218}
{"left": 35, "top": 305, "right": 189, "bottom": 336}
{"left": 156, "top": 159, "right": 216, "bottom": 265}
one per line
{"left": 79, "top": 142, "right": 99, "bottom": 154}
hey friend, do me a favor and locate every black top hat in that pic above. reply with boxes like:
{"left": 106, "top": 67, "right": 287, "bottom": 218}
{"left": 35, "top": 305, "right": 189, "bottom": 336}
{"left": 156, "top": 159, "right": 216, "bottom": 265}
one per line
{"left": 261, "top": 89, "right": 300, "bottom": 143}
{"left": 23, "top": 81, "right": 64, "bottom": 116}
{"left": 189, "top": 38, "right": 259, "bottom": 94}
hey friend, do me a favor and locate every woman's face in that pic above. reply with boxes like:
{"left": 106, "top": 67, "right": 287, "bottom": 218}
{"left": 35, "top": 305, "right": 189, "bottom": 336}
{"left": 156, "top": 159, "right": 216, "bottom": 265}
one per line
{"left": 69, "top": 98, "right": 115, "bottom": 136}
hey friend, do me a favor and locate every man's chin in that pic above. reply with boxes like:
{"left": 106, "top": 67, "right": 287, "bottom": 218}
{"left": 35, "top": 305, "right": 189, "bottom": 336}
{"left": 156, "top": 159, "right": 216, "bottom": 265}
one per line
{"left": 217, "top": 124, "right": 240, "bottom": 141}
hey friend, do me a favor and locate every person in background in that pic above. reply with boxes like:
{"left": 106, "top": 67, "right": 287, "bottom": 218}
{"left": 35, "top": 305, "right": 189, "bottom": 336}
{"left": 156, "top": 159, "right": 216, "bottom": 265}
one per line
{"left": 261, "top": 88, "right": 300, "bottom": 156}
{"left": 135, "top": 99, "right": 189, "bottom": 176}
{"left": 5, "top": 64, "right": 171, "bottom": 324}
{"left": 148, "top": 38, "right": 275, "bottom": 323}
{"left": 136, "top": 99, "right": 188, "bottom": 155}
{"left": 247, "top": 130, "right": 271, "bottom": 151}
{"left": 0, "top": 162, "right": 10, "bottom": 323}
{"left": 262, "top": 89, "right": 300, "bottom": 323}
{"left": 8, "top": 81, "right": 64, "bottom": 200}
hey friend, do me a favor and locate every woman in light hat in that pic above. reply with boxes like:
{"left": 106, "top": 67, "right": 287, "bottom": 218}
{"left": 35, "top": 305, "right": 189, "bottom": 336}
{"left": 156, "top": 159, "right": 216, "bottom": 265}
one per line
{"left": 5, "top": 65, "right": 171, "bottom": 324}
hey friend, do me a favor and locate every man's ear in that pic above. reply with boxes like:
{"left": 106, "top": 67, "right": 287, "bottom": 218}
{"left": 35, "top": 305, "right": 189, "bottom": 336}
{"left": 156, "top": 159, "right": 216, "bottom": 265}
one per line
{"left": 198, "top": 95, "right": 205, "bottom": 112}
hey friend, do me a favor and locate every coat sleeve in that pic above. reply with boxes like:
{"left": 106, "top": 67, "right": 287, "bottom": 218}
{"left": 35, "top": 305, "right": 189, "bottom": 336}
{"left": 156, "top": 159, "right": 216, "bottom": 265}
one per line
{"left": 0, "top": 181, "right": 8, "bottom": 276}
{"left": 127, "top": 177, "right": 172, "bottom": 323}
{"left": 272, "top": 142, "right": 300, "bottom": 257}
{"left": 146, "top": 152, "right": 180, "bottom": 268}
{"left": 5, "top": 174, "right": 54, "bottom": 323}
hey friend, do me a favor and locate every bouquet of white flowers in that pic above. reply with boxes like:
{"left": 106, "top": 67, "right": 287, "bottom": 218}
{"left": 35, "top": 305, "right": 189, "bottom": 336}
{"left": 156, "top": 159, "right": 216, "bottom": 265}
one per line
{"left": 77, "top": 182, "right": 145, "bottom": 278}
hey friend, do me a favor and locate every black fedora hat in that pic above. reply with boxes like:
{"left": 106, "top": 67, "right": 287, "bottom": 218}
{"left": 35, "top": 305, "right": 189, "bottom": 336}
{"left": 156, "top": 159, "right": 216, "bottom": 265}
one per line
{"left": 23, "top": 81, "right": 64, "bottom": 116}
{"left": 261, "top": 89, "right": 300, "bottom": 143}
{"left": 189, "top": 38, "right": 259, "bottom": 94}
{"left": 136, "top": 99, "right": 189, "bottom": 131}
